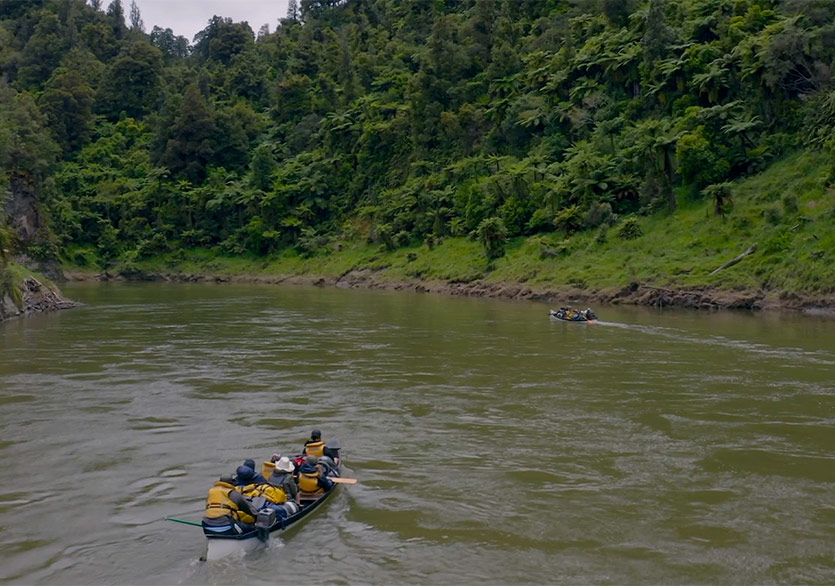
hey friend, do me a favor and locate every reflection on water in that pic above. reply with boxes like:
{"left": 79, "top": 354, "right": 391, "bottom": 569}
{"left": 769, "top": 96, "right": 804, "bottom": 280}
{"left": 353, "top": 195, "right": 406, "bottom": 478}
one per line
{"left": 1, "top": 282, "right": 834, "bottom": 585}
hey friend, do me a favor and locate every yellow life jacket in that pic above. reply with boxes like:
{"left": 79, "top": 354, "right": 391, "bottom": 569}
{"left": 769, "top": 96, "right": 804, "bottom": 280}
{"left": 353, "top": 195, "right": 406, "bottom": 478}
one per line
{"left": 261, "top": 461, "right": 276, "bottom": 478}
{"left": 242, "top": 482, "right": 287, "bottom": 504}
{"left": 205, "top": 481, "right": 256, "bottom": 524}
{"left": 298, "top": 470, "right": 323, "bottom": 494}
{"left": 304, "top": 441, "right": 325, "bottom": 457}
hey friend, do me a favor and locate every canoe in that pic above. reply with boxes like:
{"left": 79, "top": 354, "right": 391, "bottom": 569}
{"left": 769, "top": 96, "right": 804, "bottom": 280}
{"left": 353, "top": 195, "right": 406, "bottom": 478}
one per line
{"left": 202, "top": 455, "right": 342, "bottom": 561}
{"left": 549, "top": 307, "right": 598, "bottom": 322}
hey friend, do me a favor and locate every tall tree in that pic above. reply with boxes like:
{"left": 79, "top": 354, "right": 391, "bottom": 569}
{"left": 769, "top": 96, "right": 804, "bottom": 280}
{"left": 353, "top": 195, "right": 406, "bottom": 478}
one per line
{"left": 17, "top": 11, "right": 67, "bottom": 90}
{"left": 37, "top": 67, "right": 95, "bottom": 153}
{"left": 161, "top": 84, "right": 217, "bottom": 183}
{"left": 0, "top": 82, "right": 60, "bottom": 180}
{"left": 96, "top": 40, "right": 163, "bottom": 119}
{"left": 149, "top": 26, "right": 189, "bottom": 60}
{"left": 106, "top": 0, "right": 127, "bottom": 39}
{"left": 192, "top": 16, "right": 254, "bottom": 64}
{"left": 287, "top": 0, "right": 300, "bottom": 22}
{"left": 129, "top": 0, "right": 144, "bottom": 33}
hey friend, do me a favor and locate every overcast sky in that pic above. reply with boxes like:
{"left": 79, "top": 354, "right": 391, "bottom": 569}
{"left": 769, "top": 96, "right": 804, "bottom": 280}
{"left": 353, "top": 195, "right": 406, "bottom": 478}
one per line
{"left": 128, "top": 0, "right": 291, "bottom": 42}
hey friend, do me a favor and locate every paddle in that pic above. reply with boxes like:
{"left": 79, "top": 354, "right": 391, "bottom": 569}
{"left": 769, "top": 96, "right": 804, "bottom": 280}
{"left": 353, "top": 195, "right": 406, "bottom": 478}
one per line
{"left": 165, "top": 516, "right": 202, "bottom": 527}
{"left": 330, "top": 477, "right": 357, "bottom": 484}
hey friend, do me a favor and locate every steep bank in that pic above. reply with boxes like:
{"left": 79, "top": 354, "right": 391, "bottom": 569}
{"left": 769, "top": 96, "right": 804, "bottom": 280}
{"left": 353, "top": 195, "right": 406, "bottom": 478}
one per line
{"left": 63, "top": 266, "right": 835, "bottom": 315}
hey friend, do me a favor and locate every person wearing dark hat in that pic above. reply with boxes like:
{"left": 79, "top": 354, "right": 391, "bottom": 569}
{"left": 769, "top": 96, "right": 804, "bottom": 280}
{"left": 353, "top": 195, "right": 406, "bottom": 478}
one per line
{"left": 234, "top": 465, "right": 255, "bottom": 488}
{"left": 268, "top": 456, "right": 299, "bottom": 504}
{"left": 241, "top": 459, "right": 269, "bottom": 484}
{"left": 297, "top": 455, "right": 334, "bottom": 495}
{"left": 202, "top": 474, "right": 258, "bottom": 534}
{"left": 303, "top": 429, "right": 325, "bottom": 457}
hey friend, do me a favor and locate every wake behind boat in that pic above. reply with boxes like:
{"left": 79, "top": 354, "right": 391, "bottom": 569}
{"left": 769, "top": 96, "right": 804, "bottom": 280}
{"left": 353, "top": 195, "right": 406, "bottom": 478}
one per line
{"left": 549, "top": 307, "right": 598, "bottom": 322}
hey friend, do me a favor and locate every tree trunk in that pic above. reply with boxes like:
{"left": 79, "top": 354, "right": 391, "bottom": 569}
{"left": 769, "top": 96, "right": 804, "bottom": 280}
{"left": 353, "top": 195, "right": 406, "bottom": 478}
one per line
{"left": 709, "top": 246, "right": 755, "bottom": 275}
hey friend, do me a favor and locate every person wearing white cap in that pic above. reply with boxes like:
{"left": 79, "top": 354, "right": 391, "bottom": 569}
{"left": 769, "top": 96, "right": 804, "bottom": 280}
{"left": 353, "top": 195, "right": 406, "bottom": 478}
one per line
{"left": 268, "top": 456, "right": 299, "bottom": 503}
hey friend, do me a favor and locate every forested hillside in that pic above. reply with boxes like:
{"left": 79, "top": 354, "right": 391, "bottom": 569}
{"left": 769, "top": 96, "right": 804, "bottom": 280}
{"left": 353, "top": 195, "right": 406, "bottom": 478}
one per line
{"left": 2, "top": 0, "right": 835, "bottom": 304}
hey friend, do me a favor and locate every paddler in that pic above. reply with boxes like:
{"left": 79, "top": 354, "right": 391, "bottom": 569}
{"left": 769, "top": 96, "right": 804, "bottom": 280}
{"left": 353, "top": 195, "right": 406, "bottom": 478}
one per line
{"left": 303, "top": 429, "right": 326, "bottom": 457}
{"left": 297, "top": 455, "right": 334, "bottom": 496}
{"left": 202, "top": 474, "right": 258, "bottom": 533}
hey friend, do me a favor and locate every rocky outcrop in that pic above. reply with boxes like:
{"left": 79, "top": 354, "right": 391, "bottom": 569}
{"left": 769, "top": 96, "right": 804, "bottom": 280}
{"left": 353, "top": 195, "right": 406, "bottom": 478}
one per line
{"left": 3, "top": 173, "right": 44, "bottom": 244}
{"left": 0, "top": 276, "right": 79, "bottom": 322}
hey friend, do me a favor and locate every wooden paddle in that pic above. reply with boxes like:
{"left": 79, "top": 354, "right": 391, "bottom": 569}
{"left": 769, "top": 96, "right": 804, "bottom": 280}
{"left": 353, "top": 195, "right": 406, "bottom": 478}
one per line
{"left": 330, "top": 477, "right": 357, "bottom": 484}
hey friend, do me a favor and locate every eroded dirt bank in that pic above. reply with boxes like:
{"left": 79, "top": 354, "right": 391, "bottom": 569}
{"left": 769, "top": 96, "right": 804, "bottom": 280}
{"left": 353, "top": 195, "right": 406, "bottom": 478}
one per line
{"left": 63, "top": 269, "right": 835, "bottom": 315}
{"left": 0, "top": 276, "right": 80, "bottom": 322}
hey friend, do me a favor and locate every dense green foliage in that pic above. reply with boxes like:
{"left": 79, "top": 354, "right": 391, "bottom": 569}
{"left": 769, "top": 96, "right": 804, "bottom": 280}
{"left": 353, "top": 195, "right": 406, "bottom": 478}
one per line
{"left": 2, "top": 0, "right": 835, "bottom": 295}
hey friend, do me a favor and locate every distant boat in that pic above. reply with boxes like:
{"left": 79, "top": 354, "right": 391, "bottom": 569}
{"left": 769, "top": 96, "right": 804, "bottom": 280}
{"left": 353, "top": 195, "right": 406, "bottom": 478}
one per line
{"left": 549, "top": 307, "right": 598, "bottom": 322}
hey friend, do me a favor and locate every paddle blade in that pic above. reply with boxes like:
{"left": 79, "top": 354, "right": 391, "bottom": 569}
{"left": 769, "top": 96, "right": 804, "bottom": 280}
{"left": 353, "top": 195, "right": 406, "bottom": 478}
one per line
{"left": 165, "top": 516, "right": 203, "bottom": 527}
{"left": 331, "top": 477, "right": 357, "bottom": 484}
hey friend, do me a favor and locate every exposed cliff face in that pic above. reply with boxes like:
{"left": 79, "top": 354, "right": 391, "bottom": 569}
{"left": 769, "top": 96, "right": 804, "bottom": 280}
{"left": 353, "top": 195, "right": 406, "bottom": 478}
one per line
{"left": 0, "top": 276, "right": 79, "bottom": 322}
{"left": 3, "top": 172, "right": 44, "bottom": 244}
{"left": 0, "top": 167, "right": 77, "bottom": 322}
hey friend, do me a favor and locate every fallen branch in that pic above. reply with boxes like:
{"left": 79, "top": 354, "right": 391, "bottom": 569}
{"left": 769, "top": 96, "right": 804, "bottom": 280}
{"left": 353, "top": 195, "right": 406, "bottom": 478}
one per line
{"left": 709, "top": 246, "right": 756, "bottom": 276}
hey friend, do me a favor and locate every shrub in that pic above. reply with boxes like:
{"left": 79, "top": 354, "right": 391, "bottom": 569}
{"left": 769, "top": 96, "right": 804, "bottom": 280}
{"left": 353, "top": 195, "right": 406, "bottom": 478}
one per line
{"left": 583, "top": 202, "right": 615, "bottom": 228}
{"left": 135, "top": 232, "right": 171, "bottom": 258}
{"left": 553, "top": 204, "right": 583, "bottom": 234}
{"left": 296, "top": 228, "right": 329, "bottom": 257}
{"left": 676, "top": 127, "right": 731, "bottom": 188}
{"left": 393, "top": 230, "right": 411, "bottom": 247}
{"left": 638, "top": 173, "right": 667, "bottom": 214}
{"left": 731, "top": 216, "right": 752, "bottom": 232}
{"left": 499, "top": 195, "right": 532, "bottom": 235}
{"left": 476, "top": 216, "right": 508, "bottom": 260}
{"left": 762, "top": 205, "right": 782, "bottom": 225}
{"left": 26, "top": 238, "right": 59, "bottom": 261}
{"left": 617, "top": 217, "right": 642, "bottom": 240}
{"left": 763, "top": 229, "right": 792, "bottom": 254}
{"left": 96, "top": 220, "right": 121, "bottom": 261}
{"left": 181, "top": 229, "right": 210, "bottom": 247}
{"left": 526, "top": 208, "right": 556, "bottom": 233}
{"left": 374, "top": 223, "right": 396, "bottom": 251}
{"left": 782, "top": 194, "right": 798, "bottom": 215}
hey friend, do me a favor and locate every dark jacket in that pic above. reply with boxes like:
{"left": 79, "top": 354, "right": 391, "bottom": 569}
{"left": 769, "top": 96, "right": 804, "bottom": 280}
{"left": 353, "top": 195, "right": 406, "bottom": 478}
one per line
{"left": 269, "top": 469, "right": 299, "bottom": 501}
{"left": 229, "top": 488, "right": 259, "bottom": 520}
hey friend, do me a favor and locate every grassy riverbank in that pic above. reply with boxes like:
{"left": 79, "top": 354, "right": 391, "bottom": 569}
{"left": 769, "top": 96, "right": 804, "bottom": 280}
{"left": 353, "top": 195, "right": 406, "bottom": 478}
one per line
{"left": 61, "top": 150, "right": 835, "bottom": 312}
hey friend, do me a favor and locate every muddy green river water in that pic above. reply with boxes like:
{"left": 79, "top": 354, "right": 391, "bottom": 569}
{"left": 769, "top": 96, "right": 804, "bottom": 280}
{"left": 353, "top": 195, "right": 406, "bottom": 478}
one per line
{"left": 1, "top": 282, "right": 833, "bottom": 585}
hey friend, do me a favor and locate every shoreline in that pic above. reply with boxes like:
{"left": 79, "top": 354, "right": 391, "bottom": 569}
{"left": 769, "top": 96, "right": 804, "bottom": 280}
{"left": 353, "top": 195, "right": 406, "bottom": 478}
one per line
{"left": 62, "top": 269, "right": 835, "bottom": 315}
{"left": 0, "top": 276, "right": 80, "bottom": 322}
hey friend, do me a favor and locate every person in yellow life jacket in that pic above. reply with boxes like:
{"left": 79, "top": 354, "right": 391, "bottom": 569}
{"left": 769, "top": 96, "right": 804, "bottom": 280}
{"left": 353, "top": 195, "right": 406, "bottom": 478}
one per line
{"left": 297, "top": 455, "right": 334, "bottom": 495}
{"left": 202, "top": 474, "right": 259, "bottom": 535}
{"left": 239, "top": 478, "right": 292, "bottom": 521}
{"left": 241, "top": 480, "right": 287, "bottom": 506}
{"left": 303, "top": 429, "right": 325, "bottom": 457}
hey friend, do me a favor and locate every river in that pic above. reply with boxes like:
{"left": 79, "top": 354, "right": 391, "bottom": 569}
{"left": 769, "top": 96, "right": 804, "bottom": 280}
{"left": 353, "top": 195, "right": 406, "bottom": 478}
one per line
{"left": 1, "top": 282, "right": 833, "bottom": 585}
